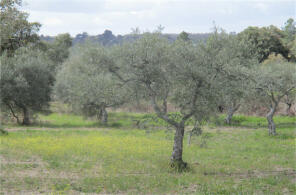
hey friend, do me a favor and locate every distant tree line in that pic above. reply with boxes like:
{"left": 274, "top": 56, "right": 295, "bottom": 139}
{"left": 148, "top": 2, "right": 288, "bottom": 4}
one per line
{"left": 40, "top": 30, "right": 212, "bottom": 46}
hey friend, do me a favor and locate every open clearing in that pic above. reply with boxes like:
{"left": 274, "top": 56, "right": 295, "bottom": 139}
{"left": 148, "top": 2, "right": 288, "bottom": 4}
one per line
{"left": 0, "top": 113, "right": 295, "bottom": 194}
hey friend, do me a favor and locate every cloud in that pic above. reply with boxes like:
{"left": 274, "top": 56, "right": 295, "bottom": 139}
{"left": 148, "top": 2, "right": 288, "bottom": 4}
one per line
{"left": 23, "top": 0, "right": 105, "bottom": 13}
{"left": 43, "top": 18, "right": 63, "bottom": 26}
{"left": 253, "top": 2, "right": 269, "bottom": 14}
{"left": 21, "top": 0, "right": 295, "bottom": 36}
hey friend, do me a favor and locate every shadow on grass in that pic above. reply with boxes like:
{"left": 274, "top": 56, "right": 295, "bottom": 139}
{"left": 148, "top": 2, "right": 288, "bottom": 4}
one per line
{"left": 24, "top": 112, "right": 146, "bottom": 129}
{"left": 219, "top": 122, "right": 295, "bottom": 129}
{"left": 213, "top": 114, "right": 295, "bottom": 129}
{"left": 5, "top": 112, "right": 295, "bottom": 132}
{"left": 29, "top": 121, "right": 127, "bottom": 129}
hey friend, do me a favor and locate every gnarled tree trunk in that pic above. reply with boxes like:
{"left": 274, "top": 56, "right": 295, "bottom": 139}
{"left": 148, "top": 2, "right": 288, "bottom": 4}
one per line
{"left": 171, "top": 125, "right": 184, "bottom": 161}
{"left": 225, "top": 104, "right": 240, "bottom": 125}
{"left": 6, "top": 102, "right": 21, "bottom": 124}
{"left": 188, "top": 121, "right": 202, "bottom": 146}
{"left": 225, "top": 107, "right": 234, "bottom": 125}
{"left": 171, "top": 125, "right": 187, "bottom": 170}
{"left": 285, "top": 103, "right": 292, "bottom": 116}
{"left": 99, "top": 106, "right": 108, "bottom": 124}
{"left": 22, "top": 107, "right": 30, "bottom": 125}
{"left": 266, "top": 107, "right": 276, "bottom": 136}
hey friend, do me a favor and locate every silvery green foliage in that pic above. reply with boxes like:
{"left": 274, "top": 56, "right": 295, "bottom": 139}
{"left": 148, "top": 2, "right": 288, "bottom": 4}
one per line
{"left": 109, "top": 31, "right": 251, "bottom": 165}
{"left": 0, "top": 47, "right": 54, "bottom": 124}
{"left": 211, "top": 33, "right": 259, "bottom": 124}
{"left": 254, "top": 62, "right": 296, "bottom": 135}
{"left": 254, "top": 62, "right": 296, "bottom": 107}
{"left": 54, "top": 43, "right": 129, "bottom": 123}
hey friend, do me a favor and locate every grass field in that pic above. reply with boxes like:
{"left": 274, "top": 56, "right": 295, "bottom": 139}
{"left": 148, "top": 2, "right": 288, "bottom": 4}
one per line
{"left": 0, "top": 113, "right": 295, "bottom": 194}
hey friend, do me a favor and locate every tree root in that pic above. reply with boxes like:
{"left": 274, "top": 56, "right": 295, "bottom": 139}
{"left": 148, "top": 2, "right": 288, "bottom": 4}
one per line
{"left": 170, "top": 159, "right": 188, "bottom": 172}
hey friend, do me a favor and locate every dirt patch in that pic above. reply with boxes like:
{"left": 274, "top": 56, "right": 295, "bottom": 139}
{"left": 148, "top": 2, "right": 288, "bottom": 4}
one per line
{"left": 5, "top": 127, "right": 111, "bottom": 132}
{"left": 203, "top": 169, "right": 296, "bottom": 178}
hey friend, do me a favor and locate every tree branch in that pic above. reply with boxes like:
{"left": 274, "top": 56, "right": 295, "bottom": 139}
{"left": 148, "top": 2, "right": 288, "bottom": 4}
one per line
{"left": 146, "top": 83, "right": 179, "bottom": 127}
{"left": 6, "top": 102, "right": 20, "bottom": 124}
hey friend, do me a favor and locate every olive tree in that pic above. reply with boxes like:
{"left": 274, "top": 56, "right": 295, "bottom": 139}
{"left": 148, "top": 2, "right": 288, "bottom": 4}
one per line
{"left": 254, "top": 62, "right": 296, "bottom": 135}
{"left": 218, "top": 35, "right": 259, "bottom": 124}
{"left": 0, "top": 47, "right": 54, "bottom": 125}
{"left": 54, "top": 44, "right": 129, "bottom": 124}
{"left": 108, "top": 31, "right": 247, "bottom": 169}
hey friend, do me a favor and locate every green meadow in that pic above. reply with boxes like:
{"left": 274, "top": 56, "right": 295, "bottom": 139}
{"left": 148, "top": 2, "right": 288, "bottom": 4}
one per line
{"left": 0, "top": 113, "right": 295, "bottom": 194}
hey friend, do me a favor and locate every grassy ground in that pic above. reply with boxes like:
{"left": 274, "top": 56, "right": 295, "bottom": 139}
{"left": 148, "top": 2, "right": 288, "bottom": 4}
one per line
{"left": 0, "top": 113, "right": 295, "bottom": 194}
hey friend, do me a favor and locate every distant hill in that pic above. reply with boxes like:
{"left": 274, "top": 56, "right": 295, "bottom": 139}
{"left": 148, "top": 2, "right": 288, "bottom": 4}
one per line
{"left": 40, "top": 30, "right": 212, "bottom": 46}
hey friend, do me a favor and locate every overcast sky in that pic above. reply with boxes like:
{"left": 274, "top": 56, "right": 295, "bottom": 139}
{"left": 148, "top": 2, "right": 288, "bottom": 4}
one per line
{"left": 22, "top": 0, "right": 295, "bottom": 36}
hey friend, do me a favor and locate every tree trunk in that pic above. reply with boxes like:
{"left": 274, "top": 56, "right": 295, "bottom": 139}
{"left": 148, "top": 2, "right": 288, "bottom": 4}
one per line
{"left": 100, "top": 106, "right": 108, "bottom": 124}
{"left": 188, "top": 121, "right": 202, "bottom": 146}
{"left": 162, "top": 99, "right": 167, "bottom": 114}
{"left": 22, "top": 107, "right": 30, "bottom": 125}
{"left": 266, "top": 107, "right": 276, "bottom": 136}
{"left": 187, "top": 130, "right": 193, "bottom": 146}
{"left": 286, "top": 103, "right": 292, "bottom": 116}
{"left": 218, "top": 105, "right": 224, "bottom": 113}
{"left": 171, "top": 125, "right": 187, "bottom": 170}
{"left": 225, "top": 104, "right": 240, "bottom": 125}
{"left": 225, "top": 107, "right": 234, "bottom": 124}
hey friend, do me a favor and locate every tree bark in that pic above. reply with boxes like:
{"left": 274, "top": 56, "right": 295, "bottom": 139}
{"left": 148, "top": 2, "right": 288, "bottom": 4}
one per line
{"left": 171, "top": 125, "right": 187, "bottom": 170}
{"left": 6, "top": 102, "right": 21, "bottom": 124}
{"left": 187, "top": 130, "right": 193, "bottom": 146}
{"left": 100, "top": 106, "right": 108, "bottom": 124}
{"left": 162, "top": 98, "right": 167, "bottom": 114}
{"left": 171, "top": 125, "right": 184, "bottom": 161}
{"left": 286, "top": 103, "right": 292, "bottom": 116}
{"left": 22, "top": 107, "right": 30, "bottom": 125}
{"left": 188, "top": 121, "right": 202, "bottom": 146}
{"left": 266, "top": 107, "right": 276, "bottom": 136}
{"left": 225, "top": 104, "right": 240, "bottom": 125}
{"left": 225, "top": 107, "right": 234, "bottom": 125}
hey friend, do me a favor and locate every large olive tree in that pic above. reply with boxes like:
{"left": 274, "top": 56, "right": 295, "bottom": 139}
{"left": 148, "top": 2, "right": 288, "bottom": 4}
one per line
{"left": 254, "top": 62, "right": 296, "bottom": 135}
{"left": 54, "top": 44, "right": 129, "bottom": 124}
{"left": 108, "top": 31, "right": 248, "bottom": 169}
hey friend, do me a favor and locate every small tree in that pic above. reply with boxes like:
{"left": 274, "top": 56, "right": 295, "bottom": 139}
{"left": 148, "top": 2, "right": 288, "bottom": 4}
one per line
{"left": 177, "top": 31, "right": 190, "bottom": 42}
{"left": 0, "top": 47, "right": 54, "bottom": 125}
{"left": 254, "top": 62, "right": 296, "bottom": 135}
{"left": 54, "top": 44, "right": 129, "bottom": 124}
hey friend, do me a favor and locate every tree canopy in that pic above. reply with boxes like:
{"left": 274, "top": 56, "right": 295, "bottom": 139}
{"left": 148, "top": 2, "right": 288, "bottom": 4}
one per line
{"left": 54, "top": 44, "right": 130, "bottom": 124}
{"left": 0, "top": 0, "right": 41, "bottom": 55}
{"left": 238, "top": 25, "right": 289, "bottom": 62}
{"left": 0, "top": 47, "right": 54, "bottom": 125}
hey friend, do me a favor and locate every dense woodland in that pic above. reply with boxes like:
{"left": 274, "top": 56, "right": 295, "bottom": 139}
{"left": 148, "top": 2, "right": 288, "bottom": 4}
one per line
{"left": 1, "top": 0, "right": 295, "bottom": 171}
